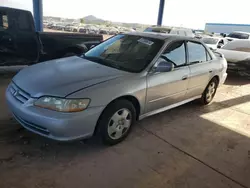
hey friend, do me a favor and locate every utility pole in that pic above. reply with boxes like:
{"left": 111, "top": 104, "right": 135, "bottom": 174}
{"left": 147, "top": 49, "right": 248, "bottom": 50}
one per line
{"left": 157, "top": 0, "right": 165, "bottom": 26}
{"left": 33, "top": 0, "right": 43, "bottom": 31}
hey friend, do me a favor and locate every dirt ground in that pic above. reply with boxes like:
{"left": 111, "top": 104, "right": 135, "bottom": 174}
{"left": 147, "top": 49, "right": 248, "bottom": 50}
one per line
{"left": 0, "top": 73, "right": 250, "bottom": 188}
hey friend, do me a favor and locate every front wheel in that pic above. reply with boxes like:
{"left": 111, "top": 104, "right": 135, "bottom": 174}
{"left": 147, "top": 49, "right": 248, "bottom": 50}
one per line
{"left": 96, "top": 100, "right": 136, "bottom": 145}
{"left": 201, "top": 78, "right": 218, "bottom": 105}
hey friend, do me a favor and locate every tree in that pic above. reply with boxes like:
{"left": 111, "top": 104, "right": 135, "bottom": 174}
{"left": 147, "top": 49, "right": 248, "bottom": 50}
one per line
{"left": 80, "top": 18, "right": 85, "bottom": 24}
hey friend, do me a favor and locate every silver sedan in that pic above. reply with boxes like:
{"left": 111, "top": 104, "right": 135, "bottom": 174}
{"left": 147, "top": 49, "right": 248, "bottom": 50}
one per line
{"left": 6, "top": 32, "right": 228, "bottom": 145}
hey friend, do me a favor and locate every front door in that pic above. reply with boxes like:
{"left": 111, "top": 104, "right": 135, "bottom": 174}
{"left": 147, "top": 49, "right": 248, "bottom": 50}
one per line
{"left": 146, "top": 40, "right": 190, "bottom": 113}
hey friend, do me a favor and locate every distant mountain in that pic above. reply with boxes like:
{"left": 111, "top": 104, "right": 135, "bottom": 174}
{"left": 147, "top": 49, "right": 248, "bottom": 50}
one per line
{"left": 43, "top": 15, "right": 150, "bottom": 29}
{"left": 44, "top": 16, "right": 76, "bottom": 23}
{"left": 83, "top": 15, "right": 105, "bottom": 24}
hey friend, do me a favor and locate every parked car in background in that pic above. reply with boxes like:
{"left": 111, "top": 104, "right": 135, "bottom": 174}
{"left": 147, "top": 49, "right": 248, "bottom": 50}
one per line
{"left": 47, "top": 23, "right": 56, "bottom": 29}
{"left": 202, "top": 37, "right": 228, "bottom": 50}
{"left": 144, "top": 26, "right": 195, "bottom": 37}
{"left": 217, "top": 39, "right": 250, "bottom": 76}
{"left": 43, "top": 21, "right": 49, "bottom": 28}
{"left": 78, "top": 25, "right": 99, "bottom": 34}
{"left": 54, "top": 24, "right": 65, "bottom": 31}
{"left": 0, "top": 7, "right": 103, "bottom": 69}
{"left": 226, "top": 31, "right": 250, "bottom": 41}
{"left": 78, "top": 26, "right": 87, "bottom": 33}
{"left": 64, "top": 24, "right": 75, "bottom": 32}
{"left": 99, "top": 27, "right": 109, "bottom": 34}
{"left": 108, "top": 27, "right": 119, "bottom": 35}
{"left": 6, "top": 32, "right": 227, "bottom": 145}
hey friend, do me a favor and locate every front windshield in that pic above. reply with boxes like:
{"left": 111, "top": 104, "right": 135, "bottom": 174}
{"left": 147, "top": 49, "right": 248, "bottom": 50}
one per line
{"left": 227, "top": 32, "right": 249, "bottom": 39}
{"left": 84, "top": 34, "right": 164, "bottom": 73}
{"left": 202, "top": 38, "right": 219, "bottom": 44}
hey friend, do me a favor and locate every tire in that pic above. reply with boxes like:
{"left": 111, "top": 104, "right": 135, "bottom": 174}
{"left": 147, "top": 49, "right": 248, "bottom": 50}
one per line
{"left": 96, "top": 100, "right": 136, "bottom": 145}
{"left": 201, "top": 78, "right": 219, "bottom": 105}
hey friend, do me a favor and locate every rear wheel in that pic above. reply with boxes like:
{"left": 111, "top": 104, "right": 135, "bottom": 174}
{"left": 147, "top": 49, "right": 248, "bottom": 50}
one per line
{"left": 201, "top": 78, "right": 218, "bottom": 105}
{"left": 96, "top": 100, "right": 136, "bottom": 145}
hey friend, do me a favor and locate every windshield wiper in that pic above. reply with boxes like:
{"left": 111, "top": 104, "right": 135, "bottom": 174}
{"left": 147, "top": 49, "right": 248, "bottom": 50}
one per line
{"left": 83, "top": 55, "right": 129, "bottom": 72}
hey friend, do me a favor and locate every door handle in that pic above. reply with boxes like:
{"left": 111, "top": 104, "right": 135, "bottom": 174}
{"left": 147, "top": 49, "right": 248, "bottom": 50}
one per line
{"left": 182, "top": 76, "right": 188, "bottom": 80}
{"left": 209, "top": 70, "right": 213, "bottom": 73}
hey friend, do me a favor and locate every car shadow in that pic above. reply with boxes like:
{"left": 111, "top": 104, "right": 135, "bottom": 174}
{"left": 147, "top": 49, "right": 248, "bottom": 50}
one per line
{"left": 225, "top": 72, "right": 250, "bottom": 86}
{"left": 135, "top": 93, "right": 250, "bottom": 187}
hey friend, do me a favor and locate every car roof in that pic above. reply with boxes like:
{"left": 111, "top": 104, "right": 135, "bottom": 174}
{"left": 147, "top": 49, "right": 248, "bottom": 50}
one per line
{"left": 125, "top": 31, "right": 196, "bottom": 41}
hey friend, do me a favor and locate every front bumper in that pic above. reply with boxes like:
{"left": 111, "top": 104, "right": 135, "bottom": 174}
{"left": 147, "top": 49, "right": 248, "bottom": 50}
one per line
{"left": 6, "top": 86, "right": 105, "bottom": 141}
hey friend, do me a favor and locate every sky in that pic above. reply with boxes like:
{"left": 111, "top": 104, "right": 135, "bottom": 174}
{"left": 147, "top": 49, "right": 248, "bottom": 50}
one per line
{"left": 1, "top": 0, "right": 250, "bottom": 29}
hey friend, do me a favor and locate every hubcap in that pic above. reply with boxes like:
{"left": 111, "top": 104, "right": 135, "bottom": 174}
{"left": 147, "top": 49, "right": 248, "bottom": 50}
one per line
{"left": 206, "top": 82, "right": 216, "bottom": 101}
{"left": 108, "top": 108, "right": 132, "bottom": 140}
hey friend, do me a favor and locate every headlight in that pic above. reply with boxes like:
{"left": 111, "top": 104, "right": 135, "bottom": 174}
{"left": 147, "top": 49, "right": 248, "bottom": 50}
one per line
{"left": 34, "top": 97, "right": 90, "bottom": 112}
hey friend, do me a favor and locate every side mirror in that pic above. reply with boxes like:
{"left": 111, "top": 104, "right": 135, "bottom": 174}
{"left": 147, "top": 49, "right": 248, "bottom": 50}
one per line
{"left": 90, "top": 45, "right": 95, "bottom": 49}
{"left": 154, "top": 60, "right": 174, "bottom": 73}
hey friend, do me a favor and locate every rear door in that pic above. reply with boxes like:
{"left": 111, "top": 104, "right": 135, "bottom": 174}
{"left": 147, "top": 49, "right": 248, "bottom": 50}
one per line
{"left": 0, "top": 8, "right": 39, "bottom": 66}
{"left": 186, "top": 41, "right": 214, "bottom": 98}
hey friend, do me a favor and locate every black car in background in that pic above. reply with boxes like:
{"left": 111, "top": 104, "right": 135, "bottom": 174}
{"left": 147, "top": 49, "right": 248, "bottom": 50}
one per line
{"left": 0, "top": 7, "right": 103, "bottom": 68}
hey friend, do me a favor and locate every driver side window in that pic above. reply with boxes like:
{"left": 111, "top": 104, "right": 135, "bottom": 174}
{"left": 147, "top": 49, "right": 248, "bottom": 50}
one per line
{"left": 161, "top": 41, "right": 186, "bottom": 67}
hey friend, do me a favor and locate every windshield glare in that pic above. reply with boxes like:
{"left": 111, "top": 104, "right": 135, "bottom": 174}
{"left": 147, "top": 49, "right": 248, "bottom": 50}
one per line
{"left": 84, "top": 34, "right": 164, "bottom": 73}
{"left": 202, "top": 38, "right": 219, "bottom": 44}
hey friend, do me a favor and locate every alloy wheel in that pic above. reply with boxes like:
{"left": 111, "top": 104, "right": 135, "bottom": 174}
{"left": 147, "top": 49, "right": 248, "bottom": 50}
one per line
{"left": 107, "top": 108, "right": 132, "bottom": 140}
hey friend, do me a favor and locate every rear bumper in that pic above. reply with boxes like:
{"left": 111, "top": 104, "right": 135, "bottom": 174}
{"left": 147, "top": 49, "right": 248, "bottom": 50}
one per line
{"left": 6, "top": 86, "right": 105, "bottom": 141}
{"left": 219, "top": 72, "right": 228, "bottom": 86}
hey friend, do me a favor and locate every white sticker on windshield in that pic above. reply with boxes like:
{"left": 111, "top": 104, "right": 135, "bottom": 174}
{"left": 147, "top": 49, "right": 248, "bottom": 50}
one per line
{"left": 138, "top": 38, "right": 154, "bottom": 46}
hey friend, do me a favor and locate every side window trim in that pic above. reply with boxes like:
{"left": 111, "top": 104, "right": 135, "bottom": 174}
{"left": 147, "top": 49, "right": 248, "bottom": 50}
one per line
{"left": 161, "top": 39, "right": 188, "bottom": 68}
{"left": 202, "top": 43, "right": 212, "bottom": 61}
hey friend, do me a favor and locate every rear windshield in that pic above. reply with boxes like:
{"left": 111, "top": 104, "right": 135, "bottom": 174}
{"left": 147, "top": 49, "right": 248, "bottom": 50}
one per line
{"left": 227, "top": 32, "right": 249, "bottom": 39}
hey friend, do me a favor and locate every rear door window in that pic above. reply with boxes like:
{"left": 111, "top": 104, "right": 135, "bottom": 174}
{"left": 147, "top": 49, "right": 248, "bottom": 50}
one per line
{"left": 187, "top": 41, "right": 208, "bottom": 64}
{"left": 0, "top": 12, "right": 8, "bottom": 29}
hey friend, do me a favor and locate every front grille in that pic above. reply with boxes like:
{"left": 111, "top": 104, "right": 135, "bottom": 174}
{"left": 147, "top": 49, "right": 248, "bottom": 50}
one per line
{"left": 13, "top": 113, "right": 50, "bottom": 135}
{"left": 9, "top": 82, "right": 30, "bottom": 103}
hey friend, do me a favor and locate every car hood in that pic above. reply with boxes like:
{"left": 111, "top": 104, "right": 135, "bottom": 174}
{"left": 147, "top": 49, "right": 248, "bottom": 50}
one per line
{"left": 13, "top": 56, "right": 127, "bottom": 98}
